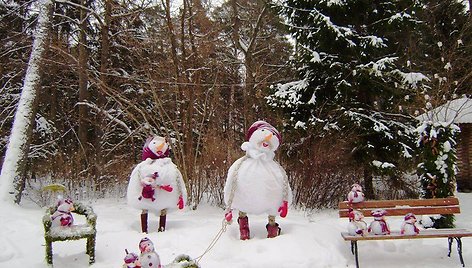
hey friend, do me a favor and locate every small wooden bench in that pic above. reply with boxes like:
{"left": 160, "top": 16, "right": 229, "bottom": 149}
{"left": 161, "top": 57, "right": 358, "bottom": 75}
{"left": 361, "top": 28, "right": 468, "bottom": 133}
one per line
{"left": 43, "top": 202, "right": 97, "bottom": 265}
{"left": 339, "top": 197, "right": 472, "bottom": 268}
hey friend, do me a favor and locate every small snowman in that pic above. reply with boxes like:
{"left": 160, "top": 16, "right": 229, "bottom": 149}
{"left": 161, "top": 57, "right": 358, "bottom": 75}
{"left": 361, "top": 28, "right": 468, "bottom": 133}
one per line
{"left": 138, "top": 172, "right": 158, "bottom": 202}
{"left": 347, "top": 209, "right": 367, "bottom": 236}
{"left": 138, "top": 237, "right": 161, "bottom": 268}
{"left": 368, "top": 209, "right": 390, "bottom": 235}
{"left": 123, "top": 250, "right": 141, "bottom": 268}
{"left": 51, "top": 197, "right": 75, "bottom": 227}
{"left": 400, "top": 213, "right": 420, "bottom": 235}
{"left": 347, "top": 183, "right": 365, "bottom": 204}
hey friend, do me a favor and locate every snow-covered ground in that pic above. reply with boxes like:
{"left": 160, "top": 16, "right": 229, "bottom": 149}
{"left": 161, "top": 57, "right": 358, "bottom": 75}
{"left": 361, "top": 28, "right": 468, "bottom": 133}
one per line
{"left": 1, "top": 193, "right": 472, "bottom": 268}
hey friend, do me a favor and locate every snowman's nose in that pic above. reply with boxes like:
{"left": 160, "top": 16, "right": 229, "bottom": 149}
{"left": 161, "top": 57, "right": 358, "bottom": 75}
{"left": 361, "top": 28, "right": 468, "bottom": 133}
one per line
{"left": 156, "top": 142, "right": 165, "bottom": 152}
{"left": 263, "top": 133, "right": 273, "bottom": 142}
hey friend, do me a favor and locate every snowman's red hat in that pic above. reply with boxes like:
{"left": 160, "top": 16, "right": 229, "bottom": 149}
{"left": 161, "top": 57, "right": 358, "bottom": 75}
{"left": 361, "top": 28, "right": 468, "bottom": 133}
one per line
{"left": 245, "top": 120, "right": 282, "bottom": 143}
{"left": 371, "top": 209, "right": 387, "bottom": 218}
{"left": 124, "top": 252, "right": 138, "bottom": 264}
{"left": 404, "top": 213, "right": 416, "bottom": 221}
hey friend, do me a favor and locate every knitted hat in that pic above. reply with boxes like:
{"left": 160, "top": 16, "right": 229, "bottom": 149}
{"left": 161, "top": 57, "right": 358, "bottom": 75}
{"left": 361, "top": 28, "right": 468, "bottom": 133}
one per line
{"left": 404, "top": 213, "right": 416, "bottom": 221}
{"left": 245, "top": 121, "right": 282, "bottom": 144}
{"left": 124, "top": 252, "right": 138, "bottom": 264}
{"left": 371, "top": 209, "right": 387, "bottom": 218}
{"left": 142, "top": 136, "right": 170, "bottom": 161}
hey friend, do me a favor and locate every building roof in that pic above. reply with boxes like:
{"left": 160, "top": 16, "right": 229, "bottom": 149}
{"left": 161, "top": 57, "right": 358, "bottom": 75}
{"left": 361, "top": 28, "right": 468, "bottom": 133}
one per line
{"left": 416, "top": 97, "right": 472, "bottom": 124}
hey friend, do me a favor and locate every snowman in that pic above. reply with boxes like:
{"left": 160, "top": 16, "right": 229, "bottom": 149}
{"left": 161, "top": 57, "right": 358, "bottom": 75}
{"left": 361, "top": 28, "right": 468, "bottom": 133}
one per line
{"left": 347, "top": 209, "right": 367, "bottom": 236}
{"left": 51, "top": 196, "right": 75, "bottom": 227}
{"left": 224, "top": 121, "right": 292, "bottom": 240}
{"left": 347, "top": 183, "right": 365, "bottom": 204}
{"left": 127, "top": 135, "right": 187, "bottom": 233}
{"left": 138, "top": 237, "right": 161, "bottom": 268}
{"left": 123, "top": 250, "right": 141, "bottom": 268}
{"left": 368, "top": 209, "right": 390, "bottom": 235}
{"left": 400, "top": 213, "right": 420, "bottom": 235}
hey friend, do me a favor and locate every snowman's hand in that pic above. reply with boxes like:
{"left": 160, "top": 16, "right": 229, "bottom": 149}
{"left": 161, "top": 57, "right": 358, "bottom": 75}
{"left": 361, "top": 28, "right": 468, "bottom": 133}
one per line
{"left": 177, "top": 195, "right": 184, "bottom": 209}
{"left": 160, "top": 185, "right": 173, "bottom": 192}
{"left": 278, "top": 200, "right": 288, "bottom": 218}
{"left": 224, "top": 210, "right": 233, "bottom": 222}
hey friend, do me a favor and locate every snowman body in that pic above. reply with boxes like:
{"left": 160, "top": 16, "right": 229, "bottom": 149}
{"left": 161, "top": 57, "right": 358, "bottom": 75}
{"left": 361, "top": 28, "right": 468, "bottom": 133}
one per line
{"left": 139, "top": 252, "right": 160, "bottom": 268}
{"left": 127, "top": 157, "right": 187, "bottom": 214}
{"left": 224, "top": 123, "right": 292, "bottom": 216}
{"left": 347, "top": 184, "right": 364, "bottom": 203}
{"left": 369, "top": 218, "right": 390, "bottom": 235}
{"left": 347, "top": 210, "right": 367, "bottom": 236}
{"left": 51, "top": 201, "right": 74, "bottom": 227}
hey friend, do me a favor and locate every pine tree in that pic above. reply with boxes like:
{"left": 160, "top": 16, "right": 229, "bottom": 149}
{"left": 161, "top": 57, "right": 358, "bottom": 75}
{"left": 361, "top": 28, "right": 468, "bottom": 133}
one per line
{"left": 269, "top": 0, "right": 428, "bottom": 198}
{"left": 417, "top": 121, "right": 459, "bottom": 228}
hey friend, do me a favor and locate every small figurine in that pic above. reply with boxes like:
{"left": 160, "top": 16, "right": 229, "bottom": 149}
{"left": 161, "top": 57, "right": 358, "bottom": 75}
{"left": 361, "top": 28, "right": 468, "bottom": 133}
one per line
{"left": 401, "top": 213, "right": 420, "bottom": 235}
{"left": 51, "top": 197, "right": 75, "bottom": 227}
{"left": 368, "top": 209, "right": 390, "bottom": 235}
{"left": 138, "top": 172, "right": 158, "bottom": 202}
{"left": 347, "top": 183, "right": 365, "bottom": 204}
{"left": 123, "top": 250, "right": 141, "bottom": 268}
{"left": 138, "top": 237, "right": 161, "bottom": 268}
{"left": 347, "top": 209, "right": 367, "bottom": 236}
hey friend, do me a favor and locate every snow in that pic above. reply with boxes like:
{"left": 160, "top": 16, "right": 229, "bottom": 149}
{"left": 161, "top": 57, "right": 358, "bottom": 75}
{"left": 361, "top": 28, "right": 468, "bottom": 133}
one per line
{"left": 416, "top": 97, "right": 472, "bottom": 124}
{"left": 1, "top": 193, "right": 472, "bottom": 267}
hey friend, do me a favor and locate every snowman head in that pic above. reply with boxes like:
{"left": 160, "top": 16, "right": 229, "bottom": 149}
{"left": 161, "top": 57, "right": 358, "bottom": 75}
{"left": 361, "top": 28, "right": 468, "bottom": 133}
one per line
{"left": 351, "top": 183, "right": 363, "bottom": 192}
{"left": 139, "top": 237, "right": 155, "bottom": 253}
{"left": 348, "top": 209, "right": 364, "bottom": 222}
{"left": 124, "top": 251, "right": 139, "bottom": 265}
{"left": 142, "top": 135, "right": 170, "bottom": 160}
{"left": 404, "top": 213, "right": 417, "bottom": 224}
{"left": 371, "top": 209, "right": 387, "bottom": 220}
{"left": 56, "top": 197, "right": 74, "bottom": 213}
{"left": 245, "top": 121, "right": 281, "bottom": 152}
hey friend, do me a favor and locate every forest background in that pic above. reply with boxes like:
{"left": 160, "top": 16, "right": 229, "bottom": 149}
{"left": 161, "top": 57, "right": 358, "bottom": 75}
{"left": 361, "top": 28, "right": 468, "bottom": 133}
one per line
{"left": 1, "top": 0, "right": 471, "bottom": 209}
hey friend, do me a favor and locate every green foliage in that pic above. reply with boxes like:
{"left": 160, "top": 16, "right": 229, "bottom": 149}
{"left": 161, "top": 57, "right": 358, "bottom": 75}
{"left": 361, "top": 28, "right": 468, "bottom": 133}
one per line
{"left": 417, "top": 121, "right": 459, "bottom": 228}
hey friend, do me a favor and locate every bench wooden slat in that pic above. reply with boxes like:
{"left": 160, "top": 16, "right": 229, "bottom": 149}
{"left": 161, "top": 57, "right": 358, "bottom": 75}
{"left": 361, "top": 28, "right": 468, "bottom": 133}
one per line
{"left": 339, "top": 206, "right": 460, "bottom": 217}
{"left": 341, "top": 229, "right": 472, "bottom": 241}
{"left": 338, "top": 197, "right": 459, "bottom": 210}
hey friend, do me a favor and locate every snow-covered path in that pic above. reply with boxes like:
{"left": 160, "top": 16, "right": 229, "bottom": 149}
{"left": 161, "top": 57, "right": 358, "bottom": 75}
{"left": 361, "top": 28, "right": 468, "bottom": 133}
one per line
{"left": 1, "top": 193, "right": 472, "bottom": 267}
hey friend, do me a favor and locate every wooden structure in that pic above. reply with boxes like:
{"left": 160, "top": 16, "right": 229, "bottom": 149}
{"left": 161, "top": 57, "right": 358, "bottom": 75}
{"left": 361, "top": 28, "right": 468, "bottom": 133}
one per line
{"left": 417, "top": 97, "right": 472, "bottom": 192}
{"left": 339, "top": 197, "right": 472, "bottom": 268}
{"left": 43, "top": 202, "right": 97, "bottom": 265}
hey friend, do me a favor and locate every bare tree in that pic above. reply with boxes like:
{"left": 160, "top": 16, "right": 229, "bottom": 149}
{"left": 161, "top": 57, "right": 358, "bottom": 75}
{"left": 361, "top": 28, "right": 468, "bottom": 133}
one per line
{"left": 0, "top": 0, "right": 53, "bottom": 203}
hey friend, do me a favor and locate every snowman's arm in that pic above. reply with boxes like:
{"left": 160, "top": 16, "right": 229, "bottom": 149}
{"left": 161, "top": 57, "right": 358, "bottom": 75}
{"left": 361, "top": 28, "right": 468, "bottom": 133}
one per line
{"left": 174, "top": 165, "right": 187, "bottom": 202}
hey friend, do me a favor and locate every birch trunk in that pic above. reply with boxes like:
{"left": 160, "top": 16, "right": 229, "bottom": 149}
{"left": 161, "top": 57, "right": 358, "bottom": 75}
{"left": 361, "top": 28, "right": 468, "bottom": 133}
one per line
{"left": 0, "top": 0, "right": 53, "bottom": 203}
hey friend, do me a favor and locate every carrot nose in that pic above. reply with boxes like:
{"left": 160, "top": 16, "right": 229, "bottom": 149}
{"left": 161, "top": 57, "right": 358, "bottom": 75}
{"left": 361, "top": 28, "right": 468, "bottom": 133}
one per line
{"left": 263, "top": 133, "right": 273, "bottom": 142}
{"left": 156, "top": 142, "right": 165, "bottom": 152}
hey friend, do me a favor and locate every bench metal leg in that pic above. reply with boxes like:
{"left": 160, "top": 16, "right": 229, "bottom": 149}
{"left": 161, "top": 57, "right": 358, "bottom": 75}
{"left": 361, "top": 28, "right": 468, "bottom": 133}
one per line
{"left": 351, "top": 241, "right": 359, "bottom": 268}
{"left": 455, "top": 237, "right": 465, "bottom": 267}
{"left": 448, "top": 237, "right": 453, "bottom": 257}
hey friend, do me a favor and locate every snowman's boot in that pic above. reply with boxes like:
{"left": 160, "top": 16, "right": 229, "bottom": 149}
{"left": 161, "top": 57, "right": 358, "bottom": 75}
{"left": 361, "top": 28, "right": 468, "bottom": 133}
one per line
{"left": 141, "top": 211, "right": 148, "bottom": 233}
{"left": 158, "top": 209, "right": 167, "bottom": 232}
{"left": 266, "top": 215, "right": 281, "bottom": 238}
{"left": 238, "top": 212, "right": 250, "bottom": 240}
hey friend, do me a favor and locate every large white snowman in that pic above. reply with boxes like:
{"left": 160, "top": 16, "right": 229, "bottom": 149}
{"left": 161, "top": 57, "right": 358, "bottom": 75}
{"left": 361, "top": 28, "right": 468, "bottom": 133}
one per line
{"left": 127, "top": 135, "right": 187, "bottom": 233}
{"left": 224, "top": 121, "right": 292, "bottom": 240}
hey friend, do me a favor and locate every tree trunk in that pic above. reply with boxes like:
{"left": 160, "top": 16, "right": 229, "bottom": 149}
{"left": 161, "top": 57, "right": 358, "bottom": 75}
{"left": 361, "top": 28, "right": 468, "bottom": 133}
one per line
{"left": 363, "top": 167, "right": 375, "bottom": 200}
{"left": 78, "top": 0, "right": 89, "bottom": 165}
{"left": 0, "top": 0, "right": 53, "bottom": 203}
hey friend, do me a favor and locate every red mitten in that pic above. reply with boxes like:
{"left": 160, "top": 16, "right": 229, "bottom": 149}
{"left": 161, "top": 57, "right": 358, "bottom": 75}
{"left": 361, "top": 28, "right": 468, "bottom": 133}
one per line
{"left": 160, "top": 185, "right": 173, "bottom": 192}
{"left": 177, "top": 195, "right": 184, "bottom": 209}
{"left": 60, "top": 217, "right": 71, "bottom": 226}
{"left": 225, "top": 210, "right": 233, "bottom": 222}
{"left": 278, "top": 200, "right": 288, "bottom": 218}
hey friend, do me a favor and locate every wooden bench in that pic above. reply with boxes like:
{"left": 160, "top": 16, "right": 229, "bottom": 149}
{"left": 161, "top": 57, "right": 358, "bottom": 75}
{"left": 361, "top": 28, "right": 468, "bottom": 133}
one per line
{"left": 43, "top": 202, "right": 97, "bottom": 265}
{"left": 339, "top": 197, "right": 472, "bottom": 268}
